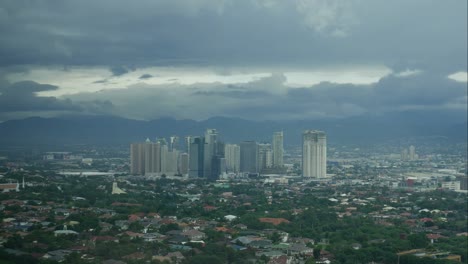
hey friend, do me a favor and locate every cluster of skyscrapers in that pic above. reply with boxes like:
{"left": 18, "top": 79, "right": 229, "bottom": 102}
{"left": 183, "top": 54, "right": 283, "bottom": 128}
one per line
{"left": 187, "top": 129, "right": 225, "bottom": 181}
{"left": 130, "top": 137, "right": 184, "bottom": 177}
{"left": 131, "top": 129, "right": 328, "bottom": 180}
{"left": 401, "top": 145, "right": 418, "bottom": 161}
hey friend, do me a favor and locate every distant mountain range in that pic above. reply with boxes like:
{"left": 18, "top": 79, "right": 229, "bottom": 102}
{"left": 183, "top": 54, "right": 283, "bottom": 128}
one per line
{"left": 0, "top": 110, "right": 466, "bottom": 147}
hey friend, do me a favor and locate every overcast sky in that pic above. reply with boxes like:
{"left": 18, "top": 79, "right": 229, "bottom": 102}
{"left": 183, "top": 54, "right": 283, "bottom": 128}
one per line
{"left": 0, "top": 0, "right": 466, "bottom": 121}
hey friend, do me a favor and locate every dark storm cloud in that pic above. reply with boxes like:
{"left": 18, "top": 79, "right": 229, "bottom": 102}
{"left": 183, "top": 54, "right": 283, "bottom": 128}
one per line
{"left": 0, "top": 81, "right": 114, "bottom": 118}
{"left": 0, "top": 81, "right": 80, "bottom": 112}
{"left": 285, "top": 73, "right": 467, "bottom": 111}
{"left": 139, "top": 74, "right": 153, "bottom": 79}
{"left": 110, "top": 66, "right": 134, "bottom": 76}
{"left": 0, "top": 0, "right": 465, "bottom": 72}
{"left": 192, "top": 90, "right": 269, "bottom": 98}
{"left": 373, "top": 74, "right": 465, "bottom": 106}
{"left": 93, "top": 79, "right": 108, "bottom": 84}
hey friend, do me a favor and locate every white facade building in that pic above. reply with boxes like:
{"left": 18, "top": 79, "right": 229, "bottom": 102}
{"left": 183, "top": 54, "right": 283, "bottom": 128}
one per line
{"left": 224, "top": 144, "right": 240, "bottom": 173}
{"left": 441, "top": 181, "right": 460, "bottom": 191}
{"left": 272, "top": 131, "right": 284, "bottom": 167}
{"left": 258, "top": 143, "right": 273, "bottom": 170}
{"left": 302, "top": 130, "right": 327, "bottom": 178}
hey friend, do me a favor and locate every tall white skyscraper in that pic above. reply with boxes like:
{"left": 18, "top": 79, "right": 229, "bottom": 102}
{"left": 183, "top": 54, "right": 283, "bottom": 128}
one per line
{"left": 409, "top": 145, "right": 416, "bottom": 161}
{"left": 165, "top": 149, "right": 179, "bottom": 175}
{"left": 258, "top": 143, "right": 272, "bottom": 170}
{"left": 169, "top": 136, "right": 179, "bottom": 151}
{"left": 130, "top": 137, "right": 184, "bottom": 177}
{"left": 225, "top": 144, "right": 240, "bottom": 172}
{"left": 160, "top": 144, "right": 168, "bottom": 174}
{"left": 401, "top": 148, "right": 409, "bottom": 161}
{"left": 185, "top": 136, "right": 193, "bottom": 153}
{"left": 302, "top": 130, "right": 327, "bottom": 178}
{"left": 205, "top": 129, "right": 218, "bottom": 144}
{"left": 144, "top": 141, "right": 161, "bottom": 174}
{"left": 272, "top": 131, "right": 284, "bottom": 167}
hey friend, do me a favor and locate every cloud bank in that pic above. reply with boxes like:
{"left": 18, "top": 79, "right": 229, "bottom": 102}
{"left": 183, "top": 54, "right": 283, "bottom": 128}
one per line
{"left": 0, "top": 0, "right": 466, "bottom": 122}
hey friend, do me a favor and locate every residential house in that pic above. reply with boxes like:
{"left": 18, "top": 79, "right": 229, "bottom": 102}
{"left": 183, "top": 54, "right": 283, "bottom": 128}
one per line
{"left": 182, "top": 229, "right": 206, "bottom": 241}
{"left": 42, "top": 249, "right": 72, "bottom": 262}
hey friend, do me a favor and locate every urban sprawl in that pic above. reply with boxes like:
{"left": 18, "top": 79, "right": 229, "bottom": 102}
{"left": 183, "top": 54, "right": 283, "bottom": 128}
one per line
{"left": 0, "top": 129, "right": 466, "bottom": 264}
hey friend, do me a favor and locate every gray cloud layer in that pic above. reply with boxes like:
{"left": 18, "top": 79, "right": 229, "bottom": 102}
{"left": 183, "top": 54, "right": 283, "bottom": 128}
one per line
{"left": 0, "top": 80, "right": 114, "bottom": 121}
{"left": 0, "top": 0, "right": 466, "bottom": 72}
{"left": 0, "top": 71, "right": 465, "bottom": 122}
{"left": 0, "top": 81, "right": 79, "bottom": 112}
{"left": 66, "top": 72, "right": 466, "bottom": 121}
{"left": 0, "top": 0, "right": 466, "bottom": 122}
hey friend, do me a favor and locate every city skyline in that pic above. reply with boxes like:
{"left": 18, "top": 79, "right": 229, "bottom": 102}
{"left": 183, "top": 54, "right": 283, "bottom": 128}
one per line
{"left": 130, "top": 129, "right": 323, "bottom": 179}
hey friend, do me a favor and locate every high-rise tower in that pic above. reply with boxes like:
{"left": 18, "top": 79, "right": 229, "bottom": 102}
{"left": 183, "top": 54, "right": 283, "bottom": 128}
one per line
{"left": 169, "top": 136, "right": 180, "bottom": 151}
{"left": 179, "top": 153, "right": 189, "bottom": 176}
{"left": 130, "top": 142, "right": 146, "bottom": 175}
{"left": 302, "top": 130, "right": 327, "bottom": 178}
{"left": 258, "top": 143, "right": 272, "bottom": 170}
{"left": 409, "top": 145, "right": 416, "bottom": 161}
{"left": 204, "top": 129, "right": 218, "bottom": 179}
{"left": 144, "top": 140, "right": 161, "bottom": 174}
{"left": 272, "top": 131, "right": 284, "bottom": 167}
{"left": 225, "top": 144, "right": 240, "bottom": 172}
{"left": 189, "top": 137, "right": 205, "bottom": 178}
{"left": 240, "top": 141, "right": 258, "bottom": 173}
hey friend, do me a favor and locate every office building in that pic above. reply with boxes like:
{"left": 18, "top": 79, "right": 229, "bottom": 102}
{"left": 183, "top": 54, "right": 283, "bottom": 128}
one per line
{"left": 131, "top": 137, "right": 183, "bottom": 177}
{"left": 160, "top": 144, "right": 168, "bottom": 174}
{"left": 225, "top": 144, "right": 240, "bottom": 172}
{"left": 165, "top": 149, "right": 179, "bottom": 175}
{"left": 144, "top": 141, "right": 161, "bottom": 174}
{"left": 272, "top": 131, "right": 284, "bottom": 167}
{"left": 401, "top": 146, "right": 418, "bottom": 161}
{"left": 457, "top": 176, "right": 468, "bottom": 191}
{"left": 189, "top": 137, "right": 205, "bottom": 178}
{"left": 185, "top": 136, "right": 193, "bottom": 153}
{"left": 240, "top": 141, "right": 258, "bottom": 173}
{"left": 179, "top": 153, "right": 189, "bottom": 176}
{"left": 210, "top": 155, "right": 226, "bottom": 181}
{"left": 258, "top": 143, "right": 273, "bottom": 170}
{"left": 302, "top": 130, "right": 327, "bottom": 178}
{"left": 187, "top": 130, "right": 225, "bottom": 180}
{"left": 169, "top": 136, "right": 180, "bottom": 151}
{"left": 203, "top": 129, "right": 217, "bottom": 179}
{"left": 401, "top": 149, "right": 409, "bottom": 161}
{"left": 130, "top": 142, "right": 146, "bottom": 175}
{"left": 409, "top": 145, "right": 417, "bottom": 161}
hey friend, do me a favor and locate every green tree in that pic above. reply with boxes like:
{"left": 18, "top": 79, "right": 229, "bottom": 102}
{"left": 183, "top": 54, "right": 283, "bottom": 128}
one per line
{"left": 407, "top": 233, "right": 429, "bottom": 248}
{"left": 4, "top": 234, "right": 23, "bottom": 249}
{"left": 269, "top": 232, "right": 281, "bottom": 243}
{"left": 188, "top": 255, "right": 224, "bottom": 264}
